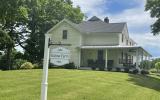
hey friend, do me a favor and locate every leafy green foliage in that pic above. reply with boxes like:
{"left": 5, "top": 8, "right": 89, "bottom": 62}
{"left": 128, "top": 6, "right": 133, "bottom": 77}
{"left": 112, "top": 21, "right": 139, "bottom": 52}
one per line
{"left": 63, "top": 62, "right": 75, "bottom": 69}
{"left": 155, "top": 62, "right": 160, "bottom": 72}
{"left": 0, "top": 49, "right": 26, "bottom": 70}
{"left": 23, "top": 0, "right": 84, "bottom": 63}
{"left": 140, "top": 60, "right": 151, "bottom": 70}
{"left": 145, "top": 0, "right": 160, "bottom": 35}
{"left": 20, "top": 62, "right": 34, "bottom": 69}
{"left": 151, "top": 58, "right": 160, "bottom": 68}
{"left": 149, "top": 68, "right": 157, "bottom": 73}
{"left": 0, "top": 0, "right": 84, "bottom": 69}
{"left": 13, "top": 59, "right": 27, "bottom": 70}
{"left": 141, "top": 70, "right": 149, "bottom": 75}
{"left": 0, "top": 0, "right": 28, "bottom": 70}
{"left": 33, "top": 63, "right": 40, "bottom": 69}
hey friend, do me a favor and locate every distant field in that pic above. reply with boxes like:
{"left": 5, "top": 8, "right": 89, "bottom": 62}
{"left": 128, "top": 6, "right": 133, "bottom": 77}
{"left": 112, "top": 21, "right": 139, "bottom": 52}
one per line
{"left": 0, "top": 69, "right": 160, "bottom": 100}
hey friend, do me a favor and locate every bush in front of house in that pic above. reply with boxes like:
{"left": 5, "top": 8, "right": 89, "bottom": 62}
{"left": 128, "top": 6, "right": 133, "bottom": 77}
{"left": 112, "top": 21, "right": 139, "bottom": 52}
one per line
{"left": 91, "top": 66, "right": 96, "bottom": 70}
{"left": 140, "top": 60, "right": 151, "bottom": 70}
{"left": 13, "top": 59, "right": 27, "bottom": 70}
{"left": 141, "top": 70, "right": 149, "bottom": 75}
{"left": 124, "top": 67, "right": 129, "bottom": 73}
{"left": 149, "top": 68, "right": 157, "bottom": 73}
{"left": 64, "top": 62, "right": 75, "bottom": 69}
{"left": 131, "top": 69, "right": 139, "bottom": 74}
{"left": 115, "top": 67, "right": 121, "bottom": 72}
{"left": 20, "top": 62, "right": 34, "bottom": 69}
{"left": 33, "top": 63, "right": 40, "bottom": 69}
{"left": 107, "top": 67, "right": 112, "bottom": 71}
{"left": 98, "top": 66, "right": 105, "bottom": 71}
{"left": 88, "top": 59, "right": 96, "bottom": 70}
{"left": 155, "top": 62, "right": 160, "bottom": 73}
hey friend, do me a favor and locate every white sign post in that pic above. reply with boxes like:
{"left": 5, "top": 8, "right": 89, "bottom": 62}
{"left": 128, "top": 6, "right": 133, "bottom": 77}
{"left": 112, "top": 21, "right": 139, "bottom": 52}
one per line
{"left": 41, "top": 34, "right": 50, "bottom": 100}
{"left": 41, "top": 34, "right": 70, "bottom": 100}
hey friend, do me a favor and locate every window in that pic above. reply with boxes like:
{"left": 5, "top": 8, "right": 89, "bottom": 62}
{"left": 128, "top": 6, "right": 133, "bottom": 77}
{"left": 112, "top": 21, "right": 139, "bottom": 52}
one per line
{"left": 130, "top": 42, "right": 132, "bottom": 46}
{"left": 126, "top": 40, "right": 128, "bottom": 45}
{"left": 62, "top": 30, "right": 67, "bottom": 39}
{"left": 122, "top": 34, "right": 124, "bottom": 42}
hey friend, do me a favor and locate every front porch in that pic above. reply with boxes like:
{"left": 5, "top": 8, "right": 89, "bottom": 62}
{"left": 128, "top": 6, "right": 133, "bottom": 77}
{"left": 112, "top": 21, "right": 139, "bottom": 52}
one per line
{"left": 80, "top": 46, "right": 151, "bottom": 70}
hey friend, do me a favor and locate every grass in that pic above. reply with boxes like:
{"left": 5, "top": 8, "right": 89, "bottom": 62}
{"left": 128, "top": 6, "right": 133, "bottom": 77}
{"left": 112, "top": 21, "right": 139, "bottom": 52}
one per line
{"left": 0, "top": 69, "right": 160, "bottom": 100}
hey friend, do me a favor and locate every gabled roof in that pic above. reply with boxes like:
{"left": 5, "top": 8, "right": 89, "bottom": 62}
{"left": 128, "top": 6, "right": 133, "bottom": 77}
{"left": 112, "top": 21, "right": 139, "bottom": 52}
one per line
{"left": 88, "top": 16, "right": 102, "bottom": 21}
{"left": 77, "top": 21, "right": 126, "bottom": 33}
{"left": 47, "top": 16, "right": 126, "bottom": 34}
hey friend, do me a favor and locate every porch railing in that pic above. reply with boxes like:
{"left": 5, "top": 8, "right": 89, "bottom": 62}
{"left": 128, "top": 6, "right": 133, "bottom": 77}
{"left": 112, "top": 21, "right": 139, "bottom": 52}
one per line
{"left": 119, "top": 59, "right": 133, "bottom": 64}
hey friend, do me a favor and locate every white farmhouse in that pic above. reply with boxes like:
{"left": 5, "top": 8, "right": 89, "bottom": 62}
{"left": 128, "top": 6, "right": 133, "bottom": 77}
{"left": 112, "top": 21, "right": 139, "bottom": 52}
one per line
{"left": 46, "top": 16, "right": 151, "bottom": 69}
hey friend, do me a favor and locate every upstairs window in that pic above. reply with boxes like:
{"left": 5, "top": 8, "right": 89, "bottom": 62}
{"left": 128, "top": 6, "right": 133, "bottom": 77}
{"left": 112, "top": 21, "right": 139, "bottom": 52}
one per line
{"left": 130, "top": 42, "right": 132, "bottom": 46}
{"left": 62, "top": 30, "right": 67, "bottom": 39}
{"left": 122, "top": 34, "right": 124, "bottom": 42}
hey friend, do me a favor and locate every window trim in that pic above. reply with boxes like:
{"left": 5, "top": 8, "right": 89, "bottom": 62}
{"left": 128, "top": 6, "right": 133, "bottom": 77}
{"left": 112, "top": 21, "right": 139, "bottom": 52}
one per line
{"left": 122, "top": 34, "right": 124, "bottom": 42}
{"left": 62, "top": 30, "right": 67, "bottom": 39}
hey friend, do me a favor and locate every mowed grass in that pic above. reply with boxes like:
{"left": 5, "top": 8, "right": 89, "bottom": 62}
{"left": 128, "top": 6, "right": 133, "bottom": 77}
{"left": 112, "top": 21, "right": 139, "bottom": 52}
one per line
{"left": 0, "top": 69, "right": 160, "bottom": 100}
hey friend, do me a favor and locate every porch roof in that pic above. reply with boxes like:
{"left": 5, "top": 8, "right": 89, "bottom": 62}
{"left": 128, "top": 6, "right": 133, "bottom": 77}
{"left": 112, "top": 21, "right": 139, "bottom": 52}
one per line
{"left": 80, "top": 45, "right": 152, "bottom": 57}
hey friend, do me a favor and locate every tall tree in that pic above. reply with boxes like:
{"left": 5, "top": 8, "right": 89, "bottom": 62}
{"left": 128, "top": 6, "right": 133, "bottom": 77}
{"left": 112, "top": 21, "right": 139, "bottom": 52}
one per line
{"left": 23, "top": 0, "right": 84, "bottom": 63}
{"left": 0, "top": 0, "right": 28, "bottom": 69}
{"left": 145, "top": 0, "right": 160, "bottom": 35}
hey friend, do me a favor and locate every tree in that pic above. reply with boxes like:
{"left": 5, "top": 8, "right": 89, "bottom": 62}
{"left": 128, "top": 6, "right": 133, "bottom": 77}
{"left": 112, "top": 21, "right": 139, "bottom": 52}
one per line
{"left": 151, "top": 58, "right": 160, "bottom": 68}
{"left": 155, "top": 62, "right": 160, "bottom": 73}
{"left": 23, "top": 0, "right": 84, "bottom": 64}
{"left": 0, "top": 0, "right": 28, "bottom": 70}
{"left": 145, "top": 0, "right": 160, "bottom": 35}
{"left": 140, "top": 60, "right": 151, "bottom": 70}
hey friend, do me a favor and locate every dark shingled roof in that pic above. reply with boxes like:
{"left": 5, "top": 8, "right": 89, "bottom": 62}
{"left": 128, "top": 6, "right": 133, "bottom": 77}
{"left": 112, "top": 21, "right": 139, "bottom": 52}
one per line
{"left": 77, "top": 21, "right": 126, "bottom": 33}
{"left": 75, "top": 16, "right": 126, "bottom": 33}
{"left": 88, "top": 16, "right": 102, "bottom": 21}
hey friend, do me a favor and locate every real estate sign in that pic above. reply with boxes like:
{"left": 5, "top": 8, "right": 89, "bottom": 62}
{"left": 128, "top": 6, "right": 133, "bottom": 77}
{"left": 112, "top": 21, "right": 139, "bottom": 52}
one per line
{"left": 50, "top": 47, "right": 70, "bottom": 66}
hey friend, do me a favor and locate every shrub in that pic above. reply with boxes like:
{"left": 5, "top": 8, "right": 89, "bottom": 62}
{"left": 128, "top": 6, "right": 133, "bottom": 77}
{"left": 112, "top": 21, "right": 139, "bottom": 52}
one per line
{"left": 155, "top": 62, "right": 160, "bottom": 73}
{"left": 20, "top": 62, "right": 34, "bottom": 69}
{"left": 13, "top": 59, "right": 27, "bottom": 70}
{"left": 132, "top": 69, "right": 139, "bottom": 74}
{"left": 33, "top": 63, "right": 39, "bottom": 69}
{"left": 64, "top": 62, "right": 75, "bottom": 69}
{"left": 98, "top": 66, "right": 105, "bottom": 71}
{"left": 140, "top": 60, "right": 151, "bottom": 70}
{"left": 115, "top": 67, "right": 121, "bottom": 72}
{"left": 124, "top": 67, "right": 129, "bottom": 73}
{"left": 91, "top": 66, "right": 96, "bottom": 70}
{"left": 88, "top": 59, "right": 96, "bottom": 70}
{"left": 107, "top": 67, "right": 112, "bottom": 71}
{"left": 151, "top": 58, "right": 160, "bottom": 68}
{"left": 149, "top": 68, "right": 157, "bottom": 73}
{"left": 141, "top": 70, "right": 149, "bottom": 75}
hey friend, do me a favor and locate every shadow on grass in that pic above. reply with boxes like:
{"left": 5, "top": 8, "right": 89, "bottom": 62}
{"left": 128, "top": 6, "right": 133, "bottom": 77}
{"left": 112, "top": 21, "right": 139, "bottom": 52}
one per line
{"left": 127, "top": 74, "right": 160, "bottom": 92}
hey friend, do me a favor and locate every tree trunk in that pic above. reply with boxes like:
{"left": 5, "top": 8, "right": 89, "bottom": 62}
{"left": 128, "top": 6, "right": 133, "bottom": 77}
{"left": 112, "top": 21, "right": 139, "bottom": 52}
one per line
{"left": 6, "top": 47, "right": 12, "bottom": 70}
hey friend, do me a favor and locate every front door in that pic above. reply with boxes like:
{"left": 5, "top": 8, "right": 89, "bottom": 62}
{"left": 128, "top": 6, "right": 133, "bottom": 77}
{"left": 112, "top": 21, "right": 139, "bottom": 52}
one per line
{"left": 97, "top": 50, "right": 105, "bottom": 67}
{"left": 98, "top": 50, "right": 103, "bottom": 61}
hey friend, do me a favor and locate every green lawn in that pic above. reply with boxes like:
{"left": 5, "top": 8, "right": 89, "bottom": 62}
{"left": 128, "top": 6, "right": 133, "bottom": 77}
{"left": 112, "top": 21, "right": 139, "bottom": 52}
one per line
{"left": 0, "top": 69, "right": 160, "bottom": 100}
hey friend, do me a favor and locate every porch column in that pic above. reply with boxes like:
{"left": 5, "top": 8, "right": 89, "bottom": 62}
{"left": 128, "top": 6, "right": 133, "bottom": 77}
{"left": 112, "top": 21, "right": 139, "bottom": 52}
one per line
{"left": 141, "top": 50, "right": 144, "bottom": 62}
{"left": 78, "top": 49, "right": 81, "bottom": 68}
{"left": 136, "top": 48, "right": 139, "bottom": 68}
{"left": 105, "top": 49, "right": 108, "bottom": 68}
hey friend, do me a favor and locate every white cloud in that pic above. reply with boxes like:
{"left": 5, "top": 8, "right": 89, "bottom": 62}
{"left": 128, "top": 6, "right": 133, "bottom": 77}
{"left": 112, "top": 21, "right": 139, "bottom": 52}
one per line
{"left": 72, "top": 0, "right": 155, "bottom": 29}
{"left": 72, "top": 0, "right": 108, "bottom": 18}
{"left": 131, "top": 33, "right": 160, "bottom": 49}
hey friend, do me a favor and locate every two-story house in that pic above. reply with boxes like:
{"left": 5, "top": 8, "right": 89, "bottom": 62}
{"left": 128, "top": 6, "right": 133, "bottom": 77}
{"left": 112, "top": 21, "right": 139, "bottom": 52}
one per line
{"left": 46, "top": 16, "right": 151, "bottom": 69}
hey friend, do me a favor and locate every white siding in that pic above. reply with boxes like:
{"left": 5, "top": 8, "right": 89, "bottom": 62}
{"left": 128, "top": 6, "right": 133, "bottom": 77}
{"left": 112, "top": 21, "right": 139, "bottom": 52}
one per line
{"left": 48, "top": 21, "right": 82, "bottom": 67}
{"left": 83, "top": 33, "right": 119, "bottom": 46}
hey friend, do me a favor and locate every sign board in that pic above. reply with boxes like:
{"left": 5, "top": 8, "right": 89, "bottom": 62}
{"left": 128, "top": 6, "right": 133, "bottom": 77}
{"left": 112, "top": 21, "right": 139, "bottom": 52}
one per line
{"left": 50, "top": 47, "right": 70, "bottom": 66}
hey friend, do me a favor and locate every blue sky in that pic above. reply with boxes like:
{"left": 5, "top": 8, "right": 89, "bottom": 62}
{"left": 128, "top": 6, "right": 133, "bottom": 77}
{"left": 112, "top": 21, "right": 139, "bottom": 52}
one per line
{"left": 72, "top": 0, "right": 160, "bottom": 57}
